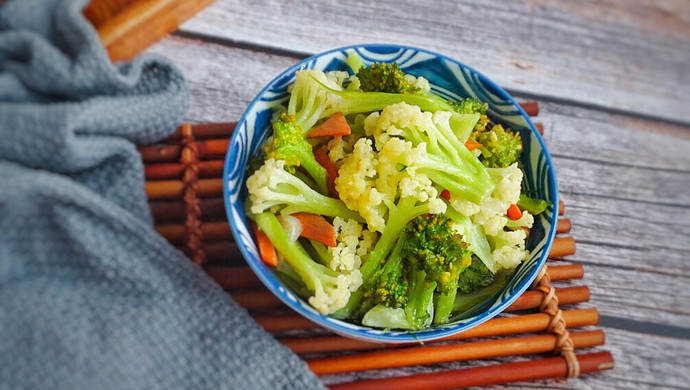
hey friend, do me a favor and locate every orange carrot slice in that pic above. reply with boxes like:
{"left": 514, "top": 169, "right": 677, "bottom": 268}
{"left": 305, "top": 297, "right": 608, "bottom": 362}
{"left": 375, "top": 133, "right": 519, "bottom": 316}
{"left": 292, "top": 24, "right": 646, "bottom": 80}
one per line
{"left": 307, "top": 113, "right": 351, "bottom": 138}
{"left": 249, "top": 221, "right": 278, "bottom": 266}
{"left": 507, "top": 204, "right": 523, "bottom": 221}
{"left": 313, "top": 147, "right": 339, "bottom": 197}
{"left": 292, "top": 213, "right": 337, "bottom": 247}
{"left": 464, "top": 138, "right": 482, "bottom": 151}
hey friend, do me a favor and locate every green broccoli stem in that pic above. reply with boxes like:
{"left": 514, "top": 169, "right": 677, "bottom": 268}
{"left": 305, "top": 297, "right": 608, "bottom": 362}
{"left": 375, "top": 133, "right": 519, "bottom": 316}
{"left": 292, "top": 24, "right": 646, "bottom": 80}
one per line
{"left": 299, "top": 153, "right": 329, "bottom": 195}
{"left": 355, "top": 237, "right": 406, "bottom": 318}
{"left": 281, "top": 190, "right": 363, "bottom": 222}
{"left": 362, "top": 197, "right": 433, "bottom": 280}
{"left": 294, "top": 73, "right": 457, "bottom": 130}
{"left": 453, "top": 271, "right": 510, "bottom": 315}
{"left": 333, "top": 196, "right": 434, "bottom": 319}
{"left": 335, "top": 90, "right": 454, "bottom": 120}
{"left": 433, "top": 275, "right": 461, "bottom": 325}
{"left": 405, "top": 270, "right": 437, "bottom": 330}
{"left": 253, "top": 212, "right": 327, "bottom": 292}
{"left": 444, "top": 205, "right": 496, "bottom": 273}
{"left": 422, "top": 170, "right": 492, "bottom": 205}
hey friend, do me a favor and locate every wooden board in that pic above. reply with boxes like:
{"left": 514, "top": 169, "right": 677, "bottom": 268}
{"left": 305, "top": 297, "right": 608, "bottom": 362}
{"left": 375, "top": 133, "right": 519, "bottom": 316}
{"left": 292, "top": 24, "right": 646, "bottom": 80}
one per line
{"left": 177, "top": 0, "right": 690, "bottom": 125}
{"left": 146, "top": 27, "right": 690, "bottom": 388}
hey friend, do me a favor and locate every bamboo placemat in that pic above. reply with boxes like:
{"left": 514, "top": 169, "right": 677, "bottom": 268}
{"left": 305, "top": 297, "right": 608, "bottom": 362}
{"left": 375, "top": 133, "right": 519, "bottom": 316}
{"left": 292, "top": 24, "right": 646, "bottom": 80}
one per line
{"left": 140, "top": 102, "right": 613, "bottom": 388}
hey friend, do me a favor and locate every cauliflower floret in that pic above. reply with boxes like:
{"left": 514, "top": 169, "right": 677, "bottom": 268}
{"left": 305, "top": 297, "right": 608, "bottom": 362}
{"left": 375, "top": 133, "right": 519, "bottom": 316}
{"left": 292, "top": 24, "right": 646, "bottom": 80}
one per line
{"left": 310, "top": 69, "right": 344, "bottom": 91}
{"left": 506, "top": 210, "right": 534, "bottom": 230}
{"left": 467, "top": 162, "right": 524, "bottom": 236}
{"left": 324, "top": 70, "right": 352, "bottom": 89}
{"left": 450, "top": 198, "right": 481, "bottom": 217}
{"left": 328, "top": 217, "right": 377, "bottom": 272}
{"left": 404, "top": 74, "right": 431, "bottom": 94}
{"left": 374, "top": 137, "right": 446, "bottom": 214}
{"left": 308, "top": 269, "right": 363, "bottom": 314}
{"left": 364, "top": 103, "right": 435, "bottom": 151}
{"left": 473, "top": 197, "right": 509, "bottom": 236}
{"left": 359, "top": 230, "right": 378, "bottom": 256}
{"left": 490, "top": 229, "right": 529, "bottom": 270}
{"left": 335, "top": 138, "right": 388, "bottom": 232}
{"left": 487, "top": 163, "right": 523, "bottom": 204}
{"left": 328, "top": 133, "right": 361, "bottom": 166}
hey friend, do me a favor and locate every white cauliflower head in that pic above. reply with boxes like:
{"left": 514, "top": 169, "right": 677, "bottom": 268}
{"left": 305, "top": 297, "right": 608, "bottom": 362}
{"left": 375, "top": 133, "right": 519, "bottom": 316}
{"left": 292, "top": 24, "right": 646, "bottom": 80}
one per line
{"left": 490, "top": 229, "right": 529, "bottom": 270}
{"left": 328, "top": 217, "right": 377, "bottom": 272}
{"left": 308, "top": 269, "right": 362, "bottom": 315}
{"left": 364, "top": 102, "right": 435, "bottom": 151}
{"left": 335, "top": 138, "right": 389, "bottom": 232}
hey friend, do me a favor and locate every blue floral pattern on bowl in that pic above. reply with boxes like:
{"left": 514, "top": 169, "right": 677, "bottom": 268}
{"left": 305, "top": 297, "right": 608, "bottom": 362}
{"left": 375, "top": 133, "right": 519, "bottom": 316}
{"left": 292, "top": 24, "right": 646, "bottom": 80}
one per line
{"left": 223, "top": 44, "right": 558, "bottom": 343}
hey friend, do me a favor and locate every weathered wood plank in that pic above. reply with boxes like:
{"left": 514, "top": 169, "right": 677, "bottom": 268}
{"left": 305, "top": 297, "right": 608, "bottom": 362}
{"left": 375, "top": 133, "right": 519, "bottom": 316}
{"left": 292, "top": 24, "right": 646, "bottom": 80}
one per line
{"left": 319, "top": 328, "right": 690, "bottom": 389}
{"left": 146, "top": 36, "right": 690, "bottom": 328}
{"left": 178, "top": 0, "right": 690, "bottom": 124}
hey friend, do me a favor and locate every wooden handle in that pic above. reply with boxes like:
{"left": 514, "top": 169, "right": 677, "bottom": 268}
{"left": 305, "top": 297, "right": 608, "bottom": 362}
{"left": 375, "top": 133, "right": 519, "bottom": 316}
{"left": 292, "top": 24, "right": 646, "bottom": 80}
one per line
{"left": 91, "top": 0, "right": 216, "bottom": 61}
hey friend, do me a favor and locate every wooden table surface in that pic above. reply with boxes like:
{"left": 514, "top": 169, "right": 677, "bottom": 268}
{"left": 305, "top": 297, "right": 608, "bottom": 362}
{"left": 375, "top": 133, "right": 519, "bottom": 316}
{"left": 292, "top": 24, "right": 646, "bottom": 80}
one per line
{"left": 145, "top": 1, "right": 690, "bottom": 388}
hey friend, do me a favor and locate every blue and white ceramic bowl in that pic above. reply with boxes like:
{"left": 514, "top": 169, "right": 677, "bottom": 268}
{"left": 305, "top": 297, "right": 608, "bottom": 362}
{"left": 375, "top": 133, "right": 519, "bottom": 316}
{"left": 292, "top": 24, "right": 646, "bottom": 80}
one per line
{"left": 223, "top": 44, "right": 558, "bottom": 343}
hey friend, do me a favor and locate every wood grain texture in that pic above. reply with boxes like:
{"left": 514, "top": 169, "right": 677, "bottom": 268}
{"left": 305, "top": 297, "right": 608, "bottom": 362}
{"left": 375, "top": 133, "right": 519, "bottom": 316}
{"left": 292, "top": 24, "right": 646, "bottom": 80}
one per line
{"left": 178, "top": 0, "right": 690, "bottom": 124}
{"left": 145, "top": 30, "right": 690, "bottom": 388}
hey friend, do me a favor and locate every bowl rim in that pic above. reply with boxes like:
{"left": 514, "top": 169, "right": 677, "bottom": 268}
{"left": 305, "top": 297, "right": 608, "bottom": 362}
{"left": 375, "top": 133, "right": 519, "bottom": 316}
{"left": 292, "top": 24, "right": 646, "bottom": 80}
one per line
{"left": 223, "top": 43, "right": 559, "bottom": 343}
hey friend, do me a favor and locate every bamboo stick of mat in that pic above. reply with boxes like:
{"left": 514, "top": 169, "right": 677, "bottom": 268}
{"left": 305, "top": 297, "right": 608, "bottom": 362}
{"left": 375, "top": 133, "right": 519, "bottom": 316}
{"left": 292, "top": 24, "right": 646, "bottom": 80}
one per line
{"left": 519, "top": 101, "right": 539, "bottom": 117}
{"left": 283, "top": 308, "right": 599, "bottom": 355}
{"left": 140, "top": 139, "right": 229, "bottom": 163}
{"left": 156, "top": 221, "right": 230, "bottom": 244}
{"left": 308, "top": 330, "right": 603, "bottom": 375}
{"left": 233, "top": 285, "right": 589, "bottom": 312}
{"left": 206, "top": 263, "right": 583, "bottom": 291}
{"left": 146, "top": 160, "right": 224, "bottom": 180}
{"left": 150, "top": 198, "right": 225, "bottom": 222}
{"left": 166, "top": 122, "right": 237, "bottom": 140}
{"left": 329, "top": 351, "right": 613, "bottom": 390}
{"left": 146, "top": 178, "right": 223, "bottom": 199}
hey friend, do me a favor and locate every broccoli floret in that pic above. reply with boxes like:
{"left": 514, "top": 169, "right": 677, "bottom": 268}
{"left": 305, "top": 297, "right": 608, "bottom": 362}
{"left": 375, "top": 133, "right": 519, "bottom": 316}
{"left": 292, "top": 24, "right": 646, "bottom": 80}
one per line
{"left": 287, "top": 69, "right": 457, "bottom": 132}
{"left": 246, "top": 158, "right": 363, "bottom": 221}
{"left": 517, "top": 193, "right": 550, "bottom": 215}
{"left": 450, "top": 97, "right": 490, "bottom": 133}
{"left": 359, "top": 214, "right": 472, "bottom": 328}
{"left": 457, "top": 256, "right": 495, "bottom": 294}
{"left": 403, "top": 214, "right": 472, "bottom": 324}
{"left": 451, "top": 98, "right": 487, "bottom": 115}
{"left": 366, "top": 103, "right": 495, "bottom": 204}
{"left": 361, "top": 236, "right": 409, "bottom": 311}
{"left": 264, "top": 113, "right": 328, "bottom": 194}
{"left": 251, "top": 212, "right": 362, "bottom": 314}
{"left": 356, "top": 62, "right": 420, "bottom": 94}
{"left": 333, "top": 196, "right": 445, "bottom": 319}
{"left": 474, "top": 124, "right": 523, "bottom": 168}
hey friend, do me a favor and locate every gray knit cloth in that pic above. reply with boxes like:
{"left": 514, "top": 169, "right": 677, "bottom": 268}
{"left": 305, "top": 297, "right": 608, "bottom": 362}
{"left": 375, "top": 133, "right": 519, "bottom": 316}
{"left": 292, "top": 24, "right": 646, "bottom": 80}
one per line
{"left": 0, "top": 0, "right": 324, "bottom": 389}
